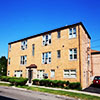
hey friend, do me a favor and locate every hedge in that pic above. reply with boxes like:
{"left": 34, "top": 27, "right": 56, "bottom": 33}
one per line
{"left": 0, "top": 76, "right": 28, "bottom": 86}
{"left": 9, "top": 77, "right": 28, "bottom": 86}
{"left": 32, "top": 79, "right": 81, "bottom": 90}
{"left": 33, "top": 79, "right": 69, "bottom": 88}
{"left": 69, "top": 82, "right": 81, "bottom": 90}
{"left": 0, "top": 76, "right": 11, "bottom": 82}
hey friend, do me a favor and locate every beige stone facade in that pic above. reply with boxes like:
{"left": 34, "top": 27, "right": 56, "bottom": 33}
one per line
{"left": 7, "top": 22, "right": 92, "bottom": 89}
{"left": 91, "top": 50, "right": 100, "bottom": 79}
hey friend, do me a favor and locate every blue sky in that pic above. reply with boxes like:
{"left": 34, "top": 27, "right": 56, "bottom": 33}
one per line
{"left": 0, "top": 0, "right": 100, "bottom": 58}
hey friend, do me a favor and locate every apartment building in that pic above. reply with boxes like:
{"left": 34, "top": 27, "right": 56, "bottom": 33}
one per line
{"left": 91, "top": 50, "right": 100, "bottom": 78}
{"left": 7, "top": 22, "right": 92, "bottom": 89}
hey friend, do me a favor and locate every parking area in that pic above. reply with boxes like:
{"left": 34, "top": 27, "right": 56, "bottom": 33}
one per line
{"left": 83, "top": 85, "right": 100, "bottom": 94}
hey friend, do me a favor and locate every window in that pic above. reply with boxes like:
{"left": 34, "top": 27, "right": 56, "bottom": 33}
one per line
{"left": 69, "top": 48, "right": 77, "bottom": 60}
{"left": 69, "top": 27, "right": 76, "bottom": 38}
{"left": 43, "top": 33, "right": 51, "bottom": 46}
{"left": 21, "top": 40, "right": 27, "bottom": 50}
{"left": 87, "top": 54, "right": 90, "bottom": 65}
{"left": 20, "top": 56, "right": 27, "bottom": 65}
{"left": 32, "top": 44, "right": 35, "bottom": 56}
{"left": 51, "top": 70, "right": 55, "bottom": 78}
{"left": 14, "top": 70, "right": 22, "bottom": 77}
{"left": 37, "top": 70, "right": 44, "bottom": 79}
{"left": 9, "top": 44, "right": 11, "bottom": 51}
{"left": 8, "top": 71, "right": 10, "bottom": 76}
{"left": 57, "top": 50, "right": 61, "bottom": 58}
{"left": 42, "top": 52, "right": 51, "bottom": 64}
{"left": 8, "top": 58, "right": 10, "bottom": 65}
{"left": 64, "top": 69, "right": 76, "bottom": 78}
{"left": 57, "top": 31, "right": 60, "bottom": 38}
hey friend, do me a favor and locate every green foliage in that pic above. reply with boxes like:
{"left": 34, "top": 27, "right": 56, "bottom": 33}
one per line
{"left": 0, "top": 76, "right": 28, "bottom": 86}
{"left": 0, "top": 56, "right": 7, "bottom": 76}
{"left": 32, "top": 79, "right": 40, "bottom": 85}
{"left": 69, "top": 82, "right": 82, "bottom": 90}
{"left": 0, "top": 76, "right": 11, "bottom": 82}
{"left": 32, "top": 79, "right": 81, "bottom": 90}
{"left": 9, "top": 77, "right": 28, "bottom": 86}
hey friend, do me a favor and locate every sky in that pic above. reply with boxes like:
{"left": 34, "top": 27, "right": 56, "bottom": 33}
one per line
{"left": 0, "top": 0, "right": 100, "bottom": 58}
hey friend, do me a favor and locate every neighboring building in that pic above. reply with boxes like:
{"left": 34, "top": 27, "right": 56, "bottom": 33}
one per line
{"left": 7, "top": 22, "right": 92, "bottom": 89}
{"left": 91, "top": 50, "right": 100, "bottom": 78}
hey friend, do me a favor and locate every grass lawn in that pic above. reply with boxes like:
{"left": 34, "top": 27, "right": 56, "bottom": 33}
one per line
{"left": 0, "top": 83, "right": 100, "bottom": 100}
{"left": 17, "top": 85, "right": 100, "bottom": 100}
{"left": 0, "top": 83, "right": 11, "bottom": 86}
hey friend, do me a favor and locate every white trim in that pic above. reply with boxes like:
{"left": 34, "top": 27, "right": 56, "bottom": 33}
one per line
{"left": 63, "top": 69, "right": 76, "bottom": 78}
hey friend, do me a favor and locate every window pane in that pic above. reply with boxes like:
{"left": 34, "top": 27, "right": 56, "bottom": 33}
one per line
{"left": 57, "top": 50, "right": 61, "bottom": 58}
{"left": 74, "top": 49, "right": 77, "bottom": 54}
{"left": 69, "top": 49, "right": 72, "bottom": 54}
{"left": 46, "top": 35, "right": 48, "bottom": 41}
{"left": 57, "top": 31, "right": 60, "bottom": 38}
{"left": 73, "top": 32, "right": 76, "bottom": 38}
{"left": 71, "top": 70, "right": 76, "bottom": 73}
{"left": 69, "top": 29, "right": 72, "bottom": 33}
{"left": 51, "top": 70, "right": 55, "bottom": 78}
{"left": 74, "top": 54, "right": 77, "bottom": 59}
{"left": 32, "top": 44, "right": 35, "bottom": 56}
{"left": 70, "top": 55, "right": 73, "bottom": 59}
{"left": 21, "top": 40, "right": 27, "bottom": 50}
{"left": 73, "top": 28, "right": 76, "bottom": 33}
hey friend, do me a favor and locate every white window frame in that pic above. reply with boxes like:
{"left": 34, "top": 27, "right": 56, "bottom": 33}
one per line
{"left": 42, "top": 33, "right": 51, "bottom": 46}
{"left": 37, "top": 70, "right": 44, "bottom": 79}
{"left": 42, "top": 52, "right": 51, "bottom": 64}
{"left": 20, "top": 56, "right": 27, "bottom": 65}
{"left": 69, "top": 27, "right": 76, "bottom": 39}
{"left": 64, "top": 69, "right": 76, "bottom": 78}
{"left": 69, "top": 48, "right": 77, "bottom": 60}
{"left": 21, "top": 40, "right": 27, "bottom": 50}
{"left": 51, "top": 70, "right": 55, "bottom": 78}
{"left": 14, "top": 70, "right": 23, "bottom": 77}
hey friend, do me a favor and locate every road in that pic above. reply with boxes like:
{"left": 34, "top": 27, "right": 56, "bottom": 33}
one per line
{"left": 0, "top": 86, "right": 76, "bottom": 100}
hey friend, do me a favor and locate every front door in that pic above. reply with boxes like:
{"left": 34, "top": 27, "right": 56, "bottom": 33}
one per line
{"left": 28, "top": 70, "right": 33, "bottom": 83}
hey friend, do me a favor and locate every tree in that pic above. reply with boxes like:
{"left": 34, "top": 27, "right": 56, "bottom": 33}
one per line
{"left": 0, "top": 56, "right": 7, "bottom": 76}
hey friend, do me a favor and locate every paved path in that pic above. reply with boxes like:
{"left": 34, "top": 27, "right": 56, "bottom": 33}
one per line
{"left": 1, "top": 81, "right": 100, "bottom": 98}
{"left": 0, "top": 86, "right": 76, "bottom": 100}
{"left": 32, "top": 85, "right": 100, "bottom": 97}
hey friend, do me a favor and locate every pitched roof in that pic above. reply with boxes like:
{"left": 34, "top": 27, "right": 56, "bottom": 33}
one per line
{"left": 8, "top": 22, "right": 91, "bottom": 45}
{"left": 91, "top": 49, "right": 100, "bottom": 55}
{"left": 26, "top": 64, "right": 37, "bottom": 68}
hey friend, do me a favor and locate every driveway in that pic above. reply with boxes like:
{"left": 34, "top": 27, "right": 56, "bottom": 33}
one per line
{"left": 0, "top": 86, "right": 76, "bottom": 100}
{"left": 83, "top": 85, "right": 100, "bottom": 94}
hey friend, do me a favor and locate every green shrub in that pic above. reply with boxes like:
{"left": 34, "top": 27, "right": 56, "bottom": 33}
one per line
{"left": 32, "top": 79, "right": 40, "bottom": 85}
{"left": 42, "top": 79, "right": 52, "bottom": 87}
{"left": 39, "top": 79, "right": 46, "bottom": 86}
{"left": 69, "top": 82, "right": 81, "bottom": 90}
{"left": 57, "top": 80, "right": 67, "bottom": 88}
{"left": 32, "top": 79, "right": 81, "bottom": 90}
{"left": 9, "top": 78, "right": 15, "bottom": 85}
{"left": 9, "top": 77, "right": 28, "bottom": 86}
{"left": 0, "top": 76, "right": 11, "bottom": 82}
{"left": 33, "top": 79, "right": 53, "bottom": 87}
{"left": 46, "top": 79, "right": 53, "bottom": 87}
{"left": 52, "top": 80, "right": 59, "bottom": 87}
{"left": 66, "top": 81, "right": 70, "bottom": 86}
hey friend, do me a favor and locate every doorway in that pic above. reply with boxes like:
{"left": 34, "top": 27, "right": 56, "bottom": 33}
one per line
{"left": 28, "top": 69, "right": 33, "bottom": 83}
